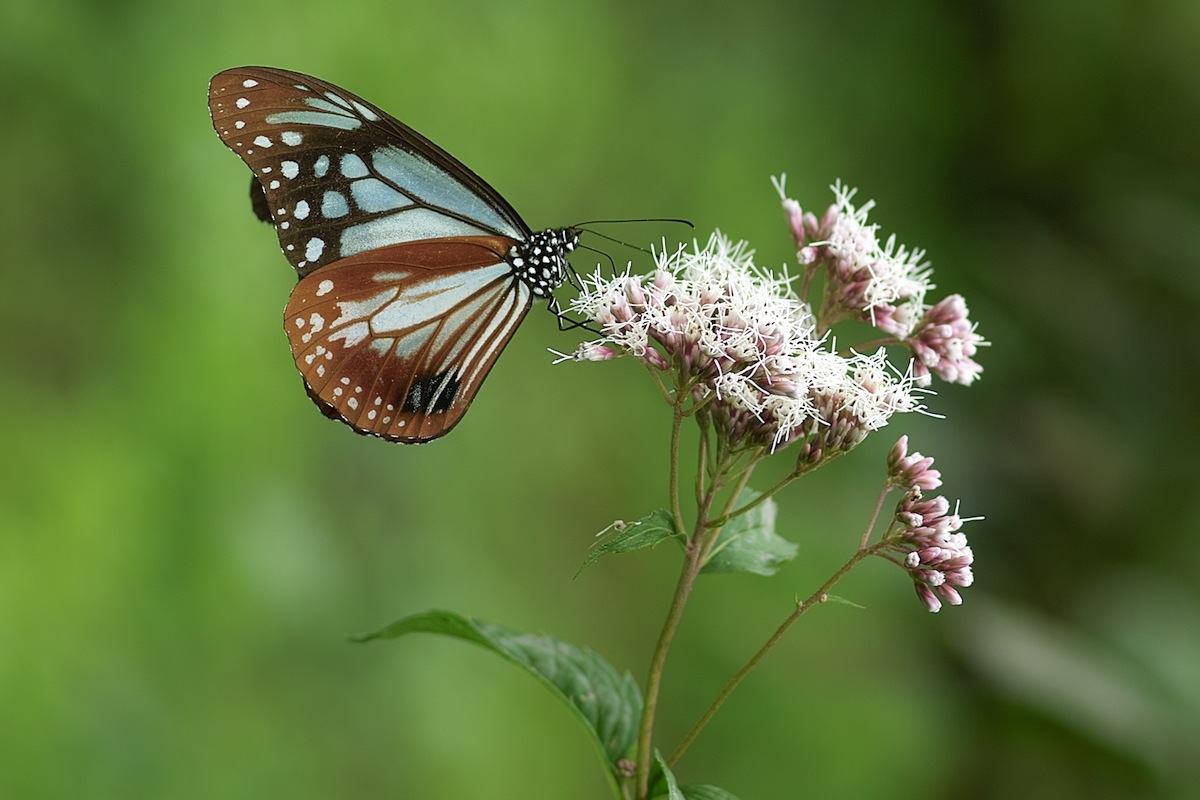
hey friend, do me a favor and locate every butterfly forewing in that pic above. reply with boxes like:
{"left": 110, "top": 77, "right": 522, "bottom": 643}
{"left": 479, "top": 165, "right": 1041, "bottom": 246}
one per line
{"left": 285, "top": 237, "right": 531, "bottom": 442}
{"left": 208, "top": 67, "right": 529, "bottom": 277}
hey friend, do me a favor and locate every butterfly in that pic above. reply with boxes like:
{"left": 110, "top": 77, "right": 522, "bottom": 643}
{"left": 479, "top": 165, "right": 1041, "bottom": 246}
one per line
{"left": 208, "top": 66, "right": 579, "bottom": 443}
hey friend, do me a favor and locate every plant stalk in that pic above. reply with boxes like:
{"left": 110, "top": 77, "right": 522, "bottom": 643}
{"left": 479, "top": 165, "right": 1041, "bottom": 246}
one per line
{"left": 667, "top": 545, "right": 874, "bottom": 766}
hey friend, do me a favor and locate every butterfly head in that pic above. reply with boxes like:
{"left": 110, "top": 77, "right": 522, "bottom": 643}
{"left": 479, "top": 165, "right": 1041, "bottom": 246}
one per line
{"left": 508, "top": 228, "right": 581, "bottom": 298}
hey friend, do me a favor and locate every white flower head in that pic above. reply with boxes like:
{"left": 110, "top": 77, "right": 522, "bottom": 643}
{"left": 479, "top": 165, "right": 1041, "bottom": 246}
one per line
{"left": 563, "top": 230, "right": 921, "bottom": 453}
{"left": 825, "top": 181, "right": 934, "bottom": 316}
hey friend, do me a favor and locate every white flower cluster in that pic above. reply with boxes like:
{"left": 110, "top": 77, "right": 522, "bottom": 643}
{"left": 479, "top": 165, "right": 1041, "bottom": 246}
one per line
{"left": 820, "top": 181, "right": 931, "bottom": 335}
{"left": 775, "top": 178, "right": 985, "bottom": 385}
{"left": 825, "top": 181, "right": 934, "bottom": 319}
{"left": 564, "top": 232, "right": 921, "bottom": 451}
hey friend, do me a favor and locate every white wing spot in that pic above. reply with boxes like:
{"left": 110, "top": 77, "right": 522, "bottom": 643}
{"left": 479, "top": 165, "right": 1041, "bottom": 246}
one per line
{"left": 261, "top": 166, "right": 272, "bottom": 174}
{"left": 294, "top": 200, "right": 310, "bottom": 220}
{"left": 281, "top": 131, "right": 303, "bottom": 146}
{"left": 324, "top": 91, "right": 352, "bottom": 110}
{"left": 316, "top": 365, "right": 325, "bottom": 377}
{"left": 304, "top": 353, "right": 315, "bottom": 365}
{"left": 321, "top": 191, "right": 349, "bottom": 218}
{"left": 242, "top": 79, "right": 258, "bottom": 88}
{"left": 316, "top": 279, "right": 334, "bottom": 297}
{"left": 269, "top": 180, "right": 280, "bottom": 190}
{"left": 340, "top": 153, "right": 368, "bottom": 178}
{"left": 305, "top": 237, "right": 324, "bottom": 261}
{"left": 234, "top": 120, "right": 245, "bottom": 129}
{"left": 348, "top": 397, "right": 359, "bottom": 411}
{"left": 314, "top": 155, "right": 330, "bottom": 178}
{"left": 280, "top": 221, "right": 289, "bottom": 230}
{"left": 340, "top": 377, "right": 351, "bottom": 385}
{"left": 281, "top": 161, "right": 300, "bottom": 179}
{"left": 333, "top": 387, "right": 343, "bottom": 397}
{"left": 367, "top": 409, "right": 377, "bottom": 421}
{"left": 351, "top": 101, "right": 380, "bottom": 121}
{"left": 302, "top": 312, "right": 326, "bottom": 343}
{"left": 328, "top": 321, "right": 369, "bottom": 347}
{"left": 236, "top": 97, "right": 250, "bottom": 109}
{"left": 253, "top": 135, "right": 272, "bottom": 148}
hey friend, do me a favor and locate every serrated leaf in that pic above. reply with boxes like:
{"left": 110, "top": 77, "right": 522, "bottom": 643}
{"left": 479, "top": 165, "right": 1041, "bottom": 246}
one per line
{"left": 701, "top": 488, "right": 797, "bottom": 576}
{"left": 577, "top": 509, "right": 681, "bottom": 576}
{"left": 355, "top": 610, "right": 642, "bottom": 775}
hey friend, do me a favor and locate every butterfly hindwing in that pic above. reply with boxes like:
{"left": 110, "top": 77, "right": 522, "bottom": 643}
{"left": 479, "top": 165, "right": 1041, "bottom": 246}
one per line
{"left": 285, "top": 236, "right": 532, "bottom": 442}
{"left": 208, "top": 66, "right": 529, "bottom": 277}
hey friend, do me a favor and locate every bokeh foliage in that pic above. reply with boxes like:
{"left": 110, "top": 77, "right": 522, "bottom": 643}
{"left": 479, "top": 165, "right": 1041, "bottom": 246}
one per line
{"left": 3, "top": 0, "right": 1199, "bottom": 798}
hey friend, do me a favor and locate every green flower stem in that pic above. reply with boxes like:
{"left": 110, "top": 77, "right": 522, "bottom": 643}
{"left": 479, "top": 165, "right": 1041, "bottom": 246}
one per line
{"left": 645, "top": 362, "right": 674, "bottom": 405}
{"left": 860, "top": 485, "right": 892, "bottom": 550}
{"left": 634, "top": 536, "right": 706, "bottom": 798}
{"left": 634, "top": 406, "right": 739, "bottom": 798}
{"left": 668, "top": 399, "right": 687, "bottom": 539}
{"left": 695, "top": 420, "right": 710, "bottom": 511}
{"left": 707, "top": 464, "right": 805, "bottom": 528}
{"left": 667, "top": 544, "right": 876, "bottom": 767}
{"left": 838, "top": 335, "right": 902, "bottom": 356}
{"left": 635, "top": 394, "right": 697, "bottom": 797}
{"left": 699, "top": 453, "right": 762, "bottom": 563}
{"left": 798, "top": 262, "right": 819, "bottom": 305}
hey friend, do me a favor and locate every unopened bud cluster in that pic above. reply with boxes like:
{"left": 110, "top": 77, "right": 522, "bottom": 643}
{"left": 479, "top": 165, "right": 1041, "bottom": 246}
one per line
{"left": 881, "top": 436, "right": 975, "bottom": 612}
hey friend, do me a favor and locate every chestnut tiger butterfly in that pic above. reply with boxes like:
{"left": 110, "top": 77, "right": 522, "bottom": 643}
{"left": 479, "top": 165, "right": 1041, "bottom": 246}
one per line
{"left": 208, "top": 66, "right": 580, "bottom": 443}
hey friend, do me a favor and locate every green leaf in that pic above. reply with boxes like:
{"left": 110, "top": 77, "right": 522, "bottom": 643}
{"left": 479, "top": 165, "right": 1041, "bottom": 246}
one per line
{"left": 824, "top": 593, "right": 866, "bottom": 609}
{"left": 649, "top": 754, "right": 742, "bottom": 800}
{"left": 355, "top": 610, "right": 642, "bottom": 775}
{"left": 651, "top": 751, "right": 686, "bottom": 800}
{"left": 577, "top": 509, "right": 681, "bottom": 576}
{"left": 680, "top": 785, "right": 742, "bottom": 800}
{"left": 701, "top": 488, "right": 797, "bottom": 576}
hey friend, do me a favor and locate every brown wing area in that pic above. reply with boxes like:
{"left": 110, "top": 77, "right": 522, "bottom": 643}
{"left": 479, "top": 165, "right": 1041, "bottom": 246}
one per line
{"left": 285, "top": 236, "right": 532, "bottom": 443}
{"left": 208, "top": 66, "right": 529, "bottom": 277}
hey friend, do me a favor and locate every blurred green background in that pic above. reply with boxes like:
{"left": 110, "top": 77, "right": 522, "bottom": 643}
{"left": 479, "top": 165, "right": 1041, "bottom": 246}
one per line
{"left": 3, "top": 0, "right": 1199, "bottom": 798}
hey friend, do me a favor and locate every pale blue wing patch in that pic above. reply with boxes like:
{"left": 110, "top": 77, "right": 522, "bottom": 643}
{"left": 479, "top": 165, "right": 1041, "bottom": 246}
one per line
{"left": 265, "top": 94, "right": 364, "bottom": 131}
{"left": 349, "top": 178, "right": 410, "bottom": 213}
{"left": 370, "top": 145, "right": 522, "bottom": 239}
{"left": 339, "top": 208, "right": 497, "bottom": 258}
{"left": 370, "top": 263, "right": 511, "bottom": 335}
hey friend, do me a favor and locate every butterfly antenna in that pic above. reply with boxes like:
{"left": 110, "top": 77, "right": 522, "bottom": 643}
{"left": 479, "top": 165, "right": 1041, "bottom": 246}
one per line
{"left": 574, "top": 217, "right": 695, "bottom": 228}
{"left": 576, "top": 243, "right": 614, "bottom": 276}
{"left": 575, "top": 217, "right": 694, "bottom": 256}
{"left": 577, "top": 228, "right": 658, "bottom": 256}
